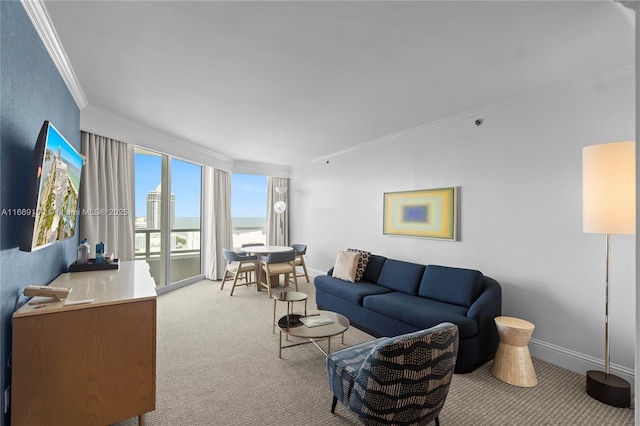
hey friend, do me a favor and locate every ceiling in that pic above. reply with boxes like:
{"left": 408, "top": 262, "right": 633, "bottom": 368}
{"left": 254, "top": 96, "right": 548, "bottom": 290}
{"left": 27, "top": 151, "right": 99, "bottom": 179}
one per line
{"left": 41, "top": 1, "right": 635, "bottom": 167}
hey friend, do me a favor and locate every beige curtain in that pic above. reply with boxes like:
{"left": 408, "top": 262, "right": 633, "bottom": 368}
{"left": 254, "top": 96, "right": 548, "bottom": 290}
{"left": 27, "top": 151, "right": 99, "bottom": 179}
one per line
{"left": 267, "top": 177, "right": 289, "bottom": 246}
{"left": 80, "top": 132, "right": 135, "bottom": 260}
{"left": 203, "top": 168, "right": 232, "bottom": 280}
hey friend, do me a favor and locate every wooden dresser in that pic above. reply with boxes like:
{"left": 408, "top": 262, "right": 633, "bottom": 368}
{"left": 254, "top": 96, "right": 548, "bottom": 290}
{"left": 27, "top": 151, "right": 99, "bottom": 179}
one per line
{"left": 11, "top": 260, "right": 157, "bottom": 426}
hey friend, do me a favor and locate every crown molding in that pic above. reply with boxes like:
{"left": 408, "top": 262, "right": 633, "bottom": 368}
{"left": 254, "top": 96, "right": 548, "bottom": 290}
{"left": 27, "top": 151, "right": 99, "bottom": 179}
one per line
{"left": 21, "top": 0, "right": 88, "bottom": 108}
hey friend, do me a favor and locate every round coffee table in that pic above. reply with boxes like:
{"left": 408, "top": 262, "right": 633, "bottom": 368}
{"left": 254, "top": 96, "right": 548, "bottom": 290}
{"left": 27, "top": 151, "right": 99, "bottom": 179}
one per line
{"left": 272, "top": 291, "right": 308, "bottom": 333}
{"left": 277, "top": 310, "right": 350, "bottom": 358}
{"left": 491, "top": 316, "right": 537, "bottom": 387}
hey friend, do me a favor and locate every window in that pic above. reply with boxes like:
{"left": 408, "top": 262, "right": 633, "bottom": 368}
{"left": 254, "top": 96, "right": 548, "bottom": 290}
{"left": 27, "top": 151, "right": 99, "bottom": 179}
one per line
{"left": 231, "top": 173, "right": 267, "bottom": 248}
{"left": 170, "top": 158, "right": 201, "bottom": 283}
{"left": 134, "top": 148, "right": 202, "bottom": 287}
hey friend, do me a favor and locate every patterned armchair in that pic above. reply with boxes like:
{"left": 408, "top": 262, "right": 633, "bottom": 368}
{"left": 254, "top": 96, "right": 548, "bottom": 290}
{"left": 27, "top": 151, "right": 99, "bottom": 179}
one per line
{"left": 326, "top": 323, "right": 459, "bottom": 426}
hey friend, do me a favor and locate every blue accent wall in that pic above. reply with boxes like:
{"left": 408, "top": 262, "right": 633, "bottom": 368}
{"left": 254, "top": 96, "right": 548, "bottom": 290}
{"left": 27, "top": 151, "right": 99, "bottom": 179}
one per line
{"left": 0, "top": 3, "right": 80, "bottom": 424}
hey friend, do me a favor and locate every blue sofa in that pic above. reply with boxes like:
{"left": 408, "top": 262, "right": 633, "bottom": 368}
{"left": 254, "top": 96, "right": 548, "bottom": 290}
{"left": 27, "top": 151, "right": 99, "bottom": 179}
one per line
{"left": 314, "top": 254, "right": 502, "bottom": 372}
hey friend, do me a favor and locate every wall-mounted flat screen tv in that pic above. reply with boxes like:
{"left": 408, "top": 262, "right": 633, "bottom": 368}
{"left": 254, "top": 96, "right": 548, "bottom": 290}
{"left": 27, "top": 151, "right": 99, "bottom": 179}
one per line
{"left": 20, "top": 121, "right": 83, "bottom": 252}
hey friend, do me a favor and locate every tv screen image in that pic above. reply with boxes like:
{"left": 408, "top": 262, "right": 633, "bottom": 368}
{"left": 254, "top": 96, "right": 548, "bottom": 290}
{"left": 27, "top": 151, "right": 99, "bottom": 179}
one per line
{"left": 20, "top": 121, "right": 83, "bottom": 252}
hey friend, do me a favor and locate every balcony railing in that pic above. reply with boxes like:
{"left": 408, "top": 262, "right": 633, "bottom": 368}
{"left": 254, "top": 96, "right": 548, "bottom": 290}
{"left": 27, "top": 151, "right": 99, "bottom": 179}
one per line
{"left": 134, "top": 226, "right": 266, "bottom": 258}
{"left": 135, "top": 228, "right": 202, "bottom": 286}
{"left": 135, "top": 228, "right": 201, "bottom": 259}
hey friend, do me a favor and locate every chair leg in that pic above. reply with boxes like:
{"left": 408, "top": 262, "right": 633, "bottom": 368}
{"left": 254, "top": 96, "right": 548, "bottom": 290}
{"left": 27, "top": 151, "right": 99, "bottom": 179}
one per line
{"left": 292, "top": 267, "right": 298, "bottom": 292}
{"left": 300, "top": 257, "right": 310, "bottom": 283}
{"left": 435, "top": 416, "right": 440, "bottom": 426}
{"left": 331, "top": 396, "right": 338, "bottom": 414}
{"left": 265, "top": 267, "right": 272, "bottom": 298}
{"left": 220, "top": 273, "right": 228, "bottom": 290}
{"left": 229, "top": 270, "right": 242, "bottom": 296}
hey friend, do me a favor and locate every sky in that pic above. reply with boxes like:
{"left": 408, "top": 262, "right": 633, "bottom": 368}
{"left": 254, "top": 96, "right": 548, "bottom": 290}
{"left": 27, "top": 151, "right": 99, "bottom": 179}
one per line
{"left": 231, "top": 174, "right": 267, "bottom": 217}
{"left": 134, "top": 154, "right": 202, "bottom": 218}
{"left": 134, "top": 153, "right": 266, "bottom": 218}
{"left": 45, "top": 122, "right": 83, "bottom": 170}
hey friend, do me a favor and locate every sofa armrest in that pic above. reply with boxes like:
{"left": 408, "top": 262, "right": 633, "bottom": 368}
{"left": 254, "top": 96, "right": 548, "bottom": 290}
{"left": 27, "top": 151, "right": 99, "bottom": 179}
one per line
{"left": 467, "top": 277, "right": 502, "bottom": 359}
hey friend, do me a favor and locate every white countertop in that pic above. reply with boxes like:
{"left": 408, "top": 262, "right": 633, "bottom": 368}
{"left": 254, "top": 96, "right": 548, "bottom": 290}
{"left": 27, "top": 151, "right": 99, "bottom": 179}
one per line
{"left": 14, "top": 260, "right": 157, "bottom": 318}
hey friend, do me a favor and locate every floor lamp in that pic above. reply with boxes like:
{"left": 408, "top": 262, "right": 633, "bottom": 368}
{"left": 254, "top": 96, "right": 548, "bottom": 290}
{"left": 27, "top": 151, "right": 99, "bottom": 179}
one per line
{"left": 582, "top": 141, "right": 635, "bottom": 408}
{"left": 274, "top": 186, "right": 287, "bottom": 243}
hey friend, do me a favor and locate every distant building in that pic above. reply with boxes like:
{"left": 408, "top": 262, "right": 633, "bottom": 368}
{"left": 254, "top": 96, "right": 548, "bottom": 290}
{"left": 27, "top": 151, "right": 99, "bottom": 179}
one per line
{"left": 136, "top": 184, "right": 179, "bottom": 255}
{"left": 135, "top": 217, "right": 147, "bottom": 229}
{"left": 146, "top": 183, "right": 175, "bottom": 230}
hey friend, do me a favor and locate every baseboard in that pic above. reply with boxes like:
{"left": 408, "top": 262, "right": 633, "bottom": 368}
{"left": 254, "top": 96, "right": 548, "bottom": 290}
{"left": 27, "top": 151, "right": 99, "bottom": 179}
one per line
{"left": 308, "top": 268, "right": 325, "bottom": 279}
{"left": 529, "top": 338, "right": 635, "bottom": 389}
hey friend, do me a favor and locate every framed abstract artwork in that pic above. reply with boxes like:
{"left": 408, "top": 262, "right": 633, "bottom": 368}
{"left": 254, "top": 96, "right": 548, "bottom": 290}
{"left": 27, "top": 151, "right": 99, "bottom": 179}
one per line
{"left": 383, "top": 187, "right": 458, "bottom": 240}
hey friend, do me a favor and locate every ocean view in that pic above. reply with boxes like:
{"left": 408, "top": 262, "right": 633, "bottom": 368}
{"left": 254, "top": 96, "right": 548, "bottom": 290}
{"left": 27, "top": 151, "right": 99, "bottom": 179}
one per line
{"left": 232, "top": 217, "right": 266, "bottom": 229}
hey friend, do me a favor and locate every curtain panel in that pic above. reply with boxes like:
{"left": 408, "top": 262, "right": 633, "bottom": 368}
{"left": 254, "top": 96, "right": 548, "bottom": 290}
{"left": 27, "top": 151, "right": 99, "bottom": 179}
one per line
{"left": 203, "top": 168, "right": 232, "bottom": 280}
{"left": 80, "top": 132, "right": 135, "bottom": 261}
{"left": 267, "top": 177, "right": 289, "bottom": 246}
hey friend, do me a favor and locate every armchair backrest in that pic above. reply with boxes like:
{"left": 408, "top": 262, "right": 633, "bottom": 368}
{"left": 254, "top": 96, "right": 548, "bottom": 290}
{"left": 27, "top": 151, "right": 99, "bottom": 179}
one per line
{"left": 291, "top": 244, "right": 307, "bottom": 255}
{"left": 349, "top": 322, "right": 459, "bottom": 425}
{"left": 223, "top": 249, "right": 241, "bottom": 262}
{"left": 261, "top": 250, "right": 296, "bottom": 264}
{"left": 223, "top": 249, "right": 256, "bottom": 262}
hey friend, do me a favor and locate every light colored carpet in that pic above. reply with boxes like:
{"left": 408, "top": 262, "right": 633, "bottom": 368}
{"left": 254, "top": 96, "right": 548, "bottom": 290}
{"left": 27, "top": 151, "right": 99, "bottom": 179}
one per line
{"left": 114, "top": 278, "right": 634, "bottom": 425}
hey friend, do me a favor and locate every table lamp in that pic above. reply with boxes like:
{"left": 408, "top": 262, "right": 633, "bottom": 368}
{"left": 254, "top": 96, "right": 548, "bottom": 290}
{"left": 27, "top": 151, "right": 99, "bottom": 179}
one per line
{"left": 582, "top": 140, "right": 635, "bottom": 407}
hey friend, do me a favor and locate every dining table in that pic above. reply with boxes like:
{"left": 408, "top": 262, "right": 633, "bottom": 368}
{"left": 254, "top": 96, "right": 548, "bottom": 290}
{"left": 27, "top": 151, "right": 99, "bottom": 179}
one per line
{"left": 238, "top": 245, "right": 294, "bottom": 290}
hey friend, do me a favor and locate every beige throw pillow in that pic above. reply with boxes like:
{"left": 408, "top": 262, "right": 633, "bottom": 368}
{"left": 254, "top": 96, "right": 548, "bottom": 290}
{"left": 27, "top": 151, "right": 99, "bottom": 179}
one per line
{"left": 332, "top": 250, "right": 360, "bottom": 282}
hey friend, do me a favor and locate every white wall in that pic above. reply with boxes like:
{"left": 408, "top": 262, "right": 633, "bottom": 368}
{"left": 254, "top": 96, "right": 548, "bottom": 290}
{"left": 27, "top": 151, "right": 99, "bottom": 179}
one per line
{"left": 290, "top": 74, "right": 636, "bottom": 384}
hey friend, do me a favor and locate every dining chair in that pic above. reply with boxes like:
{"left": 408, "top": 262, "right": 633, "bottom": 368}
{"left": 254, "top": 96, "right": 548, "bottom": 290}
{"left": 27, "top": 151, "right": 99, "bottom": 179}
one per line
{"left": 237, "top": 243, "right": 264, "bottom": 282}
{"left": 258, "top": 250, "right": 298, "bottom": 298}
{"left": 220, "top": 249, "right": 258, "bottom": 296}
{"left": 291, "top": 243, "right": 310, "bottom": 283}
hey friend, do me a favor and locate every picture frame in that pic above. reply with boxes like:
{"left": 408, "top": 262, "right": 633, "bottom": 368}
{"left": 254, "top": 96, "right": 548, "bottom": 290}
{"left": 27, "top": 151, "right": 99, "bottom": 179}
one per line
{"left": 383, "top": 187, "right": 458, "bottom": 240}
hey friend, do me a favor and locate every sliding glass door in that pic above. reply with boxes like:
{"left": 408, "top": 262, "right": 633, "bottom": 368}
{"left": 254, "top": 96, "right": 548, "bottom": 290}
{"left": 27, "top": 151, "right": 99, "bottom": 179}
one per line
{"left": 170, "top": 158, "right": 201, "bottom": 283}
{"left": 134, "top": 148, "right": 202, "bottom": 288}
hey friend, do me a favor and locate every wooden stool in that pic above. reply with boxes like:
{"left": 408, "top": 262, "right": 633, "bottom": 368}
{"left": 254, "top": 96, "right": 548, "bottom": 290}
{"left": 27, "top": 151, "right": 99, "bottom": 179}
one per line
{"left": 491, "top": 316, "right": 537, "bottom": 387}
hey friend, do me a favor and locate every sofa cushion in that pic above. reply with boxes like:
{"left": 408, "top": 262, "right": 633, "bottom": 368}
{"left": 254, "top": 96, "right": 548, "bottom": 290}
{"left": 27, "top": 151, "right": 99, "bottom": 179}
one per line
{"left": 315, "top": 275, "right": 393, "bottom": 305}
{"left": 363, "top": 292, "right": 477, "bottom": 338}
{"left": 418, "top": 265, "right": 484, "bottom": 307}
{"left": 376, "top": 259, "right": 426, "bottom": 295}
{"left": 347, "top": 248, "right": 371, "bottom": 282}
{"left": 361, "top": 254, "right": 386, "bottom": 283}
{"left": 332, "top": 251, "right": 360, "bottom": 282}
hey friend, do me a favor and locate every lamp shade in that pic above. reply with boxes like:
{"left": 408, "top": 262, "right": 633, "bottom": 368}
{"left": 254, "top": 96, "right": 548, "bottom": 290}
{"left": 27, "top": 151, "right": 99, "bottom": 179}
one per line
{"left": 583, "top": 141, "right": 635, "bottom": 235}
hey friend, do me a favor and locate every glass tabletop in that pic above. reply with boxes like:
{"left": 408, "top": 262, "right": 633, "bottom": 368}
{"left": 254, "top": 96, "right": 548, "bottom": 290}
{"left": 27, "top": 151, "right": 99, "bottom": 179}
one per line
{"left": 273, "top": 291, "right": 307, "bottom": 302}
{"left": 278, "top": 310, "right": 349, "bottom": 339}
